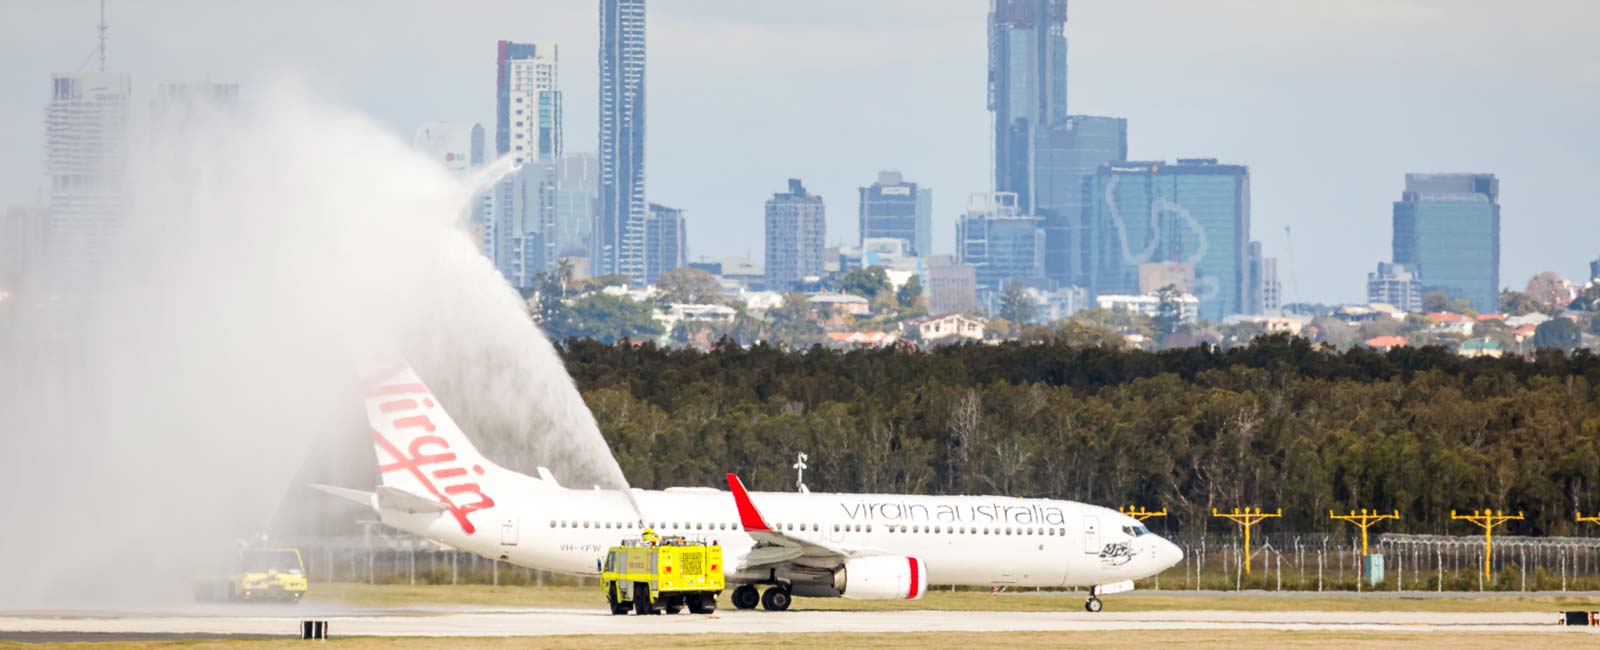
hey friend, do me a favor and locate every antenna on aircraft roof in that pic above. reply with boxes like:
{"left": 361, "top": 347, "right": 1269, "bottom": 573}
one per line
{"left": 794, "top": 452, "right": 810, "bottom": 494}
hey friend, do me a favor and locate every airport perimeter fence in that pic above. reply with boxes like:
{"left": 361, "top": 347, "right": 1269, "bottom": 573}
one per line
{"left": 1155, "top": 532, "right": 1600, "bottom": 593}
{"left": 287, "top": 531, "right": 1600, "bottom": 593}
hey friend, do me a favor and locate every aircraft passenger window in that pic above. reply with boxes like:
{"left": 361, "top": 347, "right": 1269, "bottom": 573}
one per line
{"left": 1027, "top": 527, "right": 1034, "bottom": 535}
{"left": 1047, "top": 528, "right": 1055, "bottom": 536}
{"left": 1059, "top": 527, "right": 1067, "bottom": 536}
{"left": 833, "top": 524, "right": 839, "bottom": 532}
{"left": 912, "top": 525, "right": 919, "bottom": 533}
{"left": 867, "top": 525, "right": 873, "bottom": 533}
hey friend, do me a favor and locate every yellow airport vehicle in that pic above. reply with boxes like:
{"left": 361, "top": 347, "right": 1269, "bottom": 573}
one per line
{"left": 195, "top": 547, "right": 308, "bottom": 603}
{"left": 601, "top": 530, "right": 723, "bottom": 615}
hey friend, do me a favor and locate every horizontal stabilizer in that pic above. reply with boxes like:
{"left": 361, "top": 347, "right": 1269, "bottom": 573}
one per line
{"left": 310, "top": 484, "right": 377, "bottom": 512}
{"left": 376, "top": 486, "right": 451, "bottom": 514}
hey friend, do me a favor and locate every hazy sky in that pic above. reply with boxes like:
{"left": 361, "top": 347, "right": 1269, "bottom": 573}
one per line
{"left": 2, "top": 0, "right": 1597, "bottom": 303}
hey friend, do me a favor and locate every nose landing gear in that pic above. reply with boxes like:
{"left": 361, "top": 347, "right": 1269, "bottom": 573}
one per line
{"left": 1084, "top": 595, "right": 1103, "bottom": 613}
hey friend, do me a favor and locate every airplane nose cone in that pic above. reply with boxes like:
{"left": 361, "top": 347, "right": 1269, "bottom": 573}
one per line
{"left": 1155, "top": 537, "right": 1183, "bottom": 570}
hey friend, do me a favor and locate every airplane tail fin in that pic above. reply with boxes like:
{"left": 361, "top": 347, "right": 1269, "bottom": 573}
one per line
{"left": 363, "top": 363, "right": 502, "bottom": 534}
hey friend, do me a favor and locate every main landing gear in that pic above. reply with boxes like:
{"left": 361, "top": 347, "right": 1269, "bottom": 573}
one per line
{"left": 731, "top": 584, "right": 791, "bottom": 611}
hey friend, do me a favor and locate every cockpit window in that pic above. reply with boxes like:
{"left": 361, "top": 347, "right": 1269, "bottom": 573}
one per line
{"left": 1121, "top": 524, "right": 1151, "bottom": 537}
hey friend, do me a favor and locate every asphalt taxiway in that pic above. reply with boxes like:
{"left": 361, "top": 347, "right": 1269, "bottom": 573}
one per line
{"left": 0, "top": 604, "right": 1587, "bottom": 641}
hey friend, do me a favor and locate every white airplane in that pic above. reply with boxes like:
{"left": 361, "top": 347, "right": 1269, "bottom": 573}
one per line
{"left": 318, "top": 364, "right": 1183, "bottom": 612}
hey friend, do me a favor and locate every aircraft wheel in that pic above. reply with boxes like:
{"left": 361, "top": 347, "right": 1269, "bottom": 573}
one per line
{"left": 731, "top": 585, "right": 759, "bottom": 610}
{"left": 760, "top": 586, "right": 792, "bottom": 611}
{"left": 1084, "top": 596, "right": 1103, "bottom": 613}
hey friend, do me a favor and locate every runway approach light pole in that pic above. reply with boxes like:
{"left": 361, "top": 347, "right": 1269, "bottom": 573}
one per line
{"left": 1119, "top": 506, "right": 1167, "bottom": 522}
{"left": 1329, "top": 508, "right": 1400, "bottom": 558}
{"left": 1451, "top": 509, "right": 1523, "bottom": 583}
{"left": 1212, "top": 507, "right": 1280, "bottom": 576}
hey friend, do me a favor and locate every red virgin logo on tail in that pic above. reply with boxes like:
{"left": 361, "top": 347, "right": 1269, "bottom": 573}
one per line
{"left": 369, "top": 382, "right": 495, "bottom": 534}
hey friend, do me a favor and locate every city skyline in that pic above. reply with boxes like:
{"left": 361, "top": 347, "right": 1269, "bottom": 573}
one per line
{"left": 1, "top": 1, "right": 1597, "bottom": 303}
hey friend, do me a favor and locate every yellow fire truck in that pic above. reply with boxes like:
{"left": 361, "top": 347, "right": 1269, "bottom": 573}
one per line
{"left": 602, "top": 530, "right": 723, "bottom": 615}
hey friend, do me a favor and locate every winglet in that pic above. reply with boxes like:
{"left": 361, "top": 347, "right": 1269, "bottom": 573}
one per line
{"left": 725, "top": 473, "right": 771, "bottom": 532}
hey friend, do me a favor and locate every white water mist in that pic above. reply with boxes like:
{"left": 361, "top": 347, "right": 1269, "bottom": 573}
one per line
{"left": 0, "top": 80, "right": 625, "bottom": 607}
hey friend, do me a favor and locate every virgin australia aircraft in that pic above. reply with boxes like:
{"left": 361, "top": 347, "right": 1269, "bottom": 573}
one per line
{"left": 316, "top": 365, "right": 1183, "bottom": 612}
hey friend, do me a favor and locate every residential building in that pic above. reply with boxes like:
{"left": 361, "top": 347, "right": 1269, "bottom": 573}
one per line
{"left": 808, "top": 293, "right": 871, "bottom": 316}
{"left": 988, "top": 0, "right": 1068, "bottom": 210}
{"left": 764, "top": 179, "right": 826, "bottom": 289}
{"left": 1591, "top": 257, "right": 1599, "bottom": 284}
{"left": 1392, "top": 173, "right": 1500, "bottom": 313}
{"left": 926, "top": 256, "right": 978, "bottom": 316}
{"left": 956, "top": 192, "right": 1045, "bottom": 297}
{"left": 644, "top": 203, "right": 686, "bottom": 285}
{"left": 45, "top": 71, "right": 130, "bottom": 295}
{"left": 1034, "top": 115, "right": 1127, "bottom": 286}
{"left": 1367, "top": 262, "right": 1425, "bottom": 313}
{"left": 858, "top": 170, "right": 932, "bottom": 257}
{"left": 553, "top": 153, "right": 598, "bottom": 258}
{"left": 1458, "top": 338, "right": 1504, "bottom": 358}
{"left": 1026, "top": 285, "right": 1089, "bottom": 323}
{"left": 1087, "top": 159, "right": 1251, "bottom": 322}
{"left": 598, "top": 0, "right": 648, "bottom": 284}
{"left": 1365, "top": 335, "right": 1408, "bottom": 351}
{"left": 905, "top": 313, "right": 986, "bottom": 344}
{"left": 839, "top": 238, "right": 922, "bottom": 275}
{"left": 496, "top": 41, "right": 561, "bottom": 165}
{"left": 1095, "top": 292, "right": 1201, "bottom": 324}
{"left": 825, "top": 331, "right": 899, "bottom": 348}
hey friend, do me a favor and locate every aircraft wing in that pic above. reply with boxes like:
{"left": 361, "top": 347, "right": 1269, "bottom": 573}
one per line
{"left": 725, "top": 473, "right": 858, "bottom": 570}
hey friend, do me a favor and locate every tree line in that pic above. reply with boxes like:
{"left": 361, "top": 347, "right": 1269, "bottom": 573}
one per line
{"left": 559, "top": 335, "right": 1600, "bottom": 537}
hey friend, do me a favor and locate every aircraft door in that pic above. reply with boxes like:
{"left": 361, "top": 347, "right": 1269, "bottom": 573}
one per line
{"left": 501, "top": 518, "right": 519, "bottom": 546}
{"left": 1082, "top": 515, "right": 1100, "bottom": 554}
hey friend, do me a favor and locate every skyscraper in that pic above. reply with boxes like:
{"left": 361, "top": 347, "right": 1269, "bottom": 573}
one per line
{"left": 497, "top": 41, "right": 562, "bottom": 165}
{"left": 988, "top": 0, "right": 1068, "bottom": 210}
{"left": 415, "top": 122, "right": 486, "bottom": 173}
{"left": 1033, "top": 115, "right": 1126, "bottom": 287}
{"left": 1392, "top": 173, "right": 1500, "bottom": 313}
{"left": 553, "top": 153, "right": 599, "bottom": 259}
{"left": 1086, "top": 159, "right": 1251, "bottom": 322}
{"left": 414, "top": 122, "right": 489, "bottom": 253}
{"left": 956, "top": 192, "right": 1045, "bottom": 297}
{"left": 1246, "top": 241, "right": 1281, "bottom": 314}
{"left": 764, "top": 179, "right": 826, "bottom": 290}
{"left": 598, "top": 0, "right": 647, "bottom": 285}
{"left": 45, "top": 71, "right": 130, "bottom": 295}
{"left": 644, "top": 203, "right": 686, "bottom": 285}
{"left": 2, "top": 206, "right": 49, "bottom": 299}
{"left": 858, "top": 170, "right": 932, "bottom": 257}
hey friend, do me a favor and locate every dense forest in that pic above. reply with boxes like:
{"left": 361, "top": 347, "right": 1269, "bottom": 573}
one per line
{"left": 560, "top": 335, "right": 1600, "bottom": 537}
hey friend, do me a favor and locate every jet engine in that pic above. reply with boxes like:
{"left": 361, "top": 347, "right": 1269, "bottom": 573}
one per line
{"left": 832, "top": 555, "right": 927, "bottom": 600}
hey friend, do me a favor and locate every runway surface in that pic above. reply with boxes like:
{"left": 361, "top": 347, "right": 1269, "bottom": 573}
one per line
{"left": 0, "top": 604, "right": 1586, "bottom": 640}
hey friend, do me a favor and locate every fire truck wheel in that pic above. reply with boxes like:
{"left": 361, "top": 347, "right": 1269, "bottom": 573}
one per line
{"left": 664, "top": 596, "right": 684, "bottom": 614}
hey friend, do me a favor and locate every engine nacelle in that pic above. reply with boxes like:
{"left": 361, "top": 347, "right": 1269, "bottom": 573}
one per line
{"left": 832, "top": 555, "right": 927, "bottom": 600}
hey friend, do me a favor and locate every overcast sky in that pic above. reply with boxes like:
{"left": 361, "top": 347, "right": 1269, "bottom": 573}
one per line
{"left": 2, "top": 0, "right": 1597, "bottom": 303}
